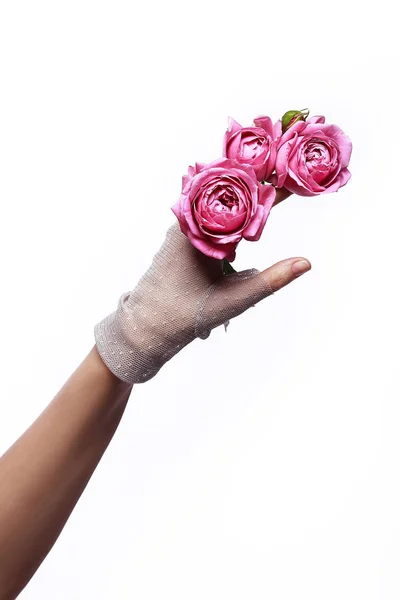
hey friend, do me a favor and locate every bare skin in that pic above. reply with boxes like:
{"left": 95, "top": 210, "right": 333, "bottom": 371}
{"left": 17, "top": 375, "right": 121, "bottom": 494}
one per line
{"left": 0, "top": 348, "right": 132, "bottom": 599}
{"left": 0, "top": 190, "right": 310, "bottom": 599}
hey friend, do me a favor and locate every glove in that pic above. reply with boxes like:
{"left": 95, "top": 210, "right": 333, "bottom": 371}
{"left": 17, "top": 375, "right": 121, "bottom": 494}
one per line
{"left": 95, "top": 223, "right": 295, "bottom": 384}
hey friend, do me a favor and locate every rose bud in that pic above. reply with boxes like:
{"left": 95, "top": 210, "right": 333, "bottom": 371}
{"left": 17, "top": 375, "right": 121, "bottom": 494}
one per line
{"left": 281, "top": 108, "right": 310, "bottom": 133}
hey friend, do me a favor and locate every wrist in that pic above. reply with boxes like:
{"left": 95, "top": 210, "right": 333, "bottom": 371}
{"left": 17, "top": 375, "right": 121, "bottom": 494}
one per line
{"left": 89, "top": 345, "right": 133, "bottom": 393}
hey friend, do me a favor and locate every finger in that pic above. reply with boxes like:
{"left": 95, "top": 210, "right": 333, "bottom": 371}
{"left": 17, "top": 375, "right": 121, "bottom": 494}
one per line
{"left": 259, "top": 257, "right": 311, "bottom": 293}
{"left": 202, "top": 257, "right": 311, "bottom": 332}
{"left": 273, "top": 188, "right": 292, "bottom": 207}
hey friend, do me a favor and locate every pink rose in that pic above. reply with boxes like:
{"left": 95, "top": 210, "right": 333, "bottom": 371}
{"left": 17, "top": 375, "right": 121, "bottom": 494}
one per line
{"left": 223, "top": 116, "right": 280, "bottom": 182}
{"left": 274, "top": 115, "right": 352, "bottom": 196}
{"left": 172, "top": 158, "right": 276, "bottom": 261}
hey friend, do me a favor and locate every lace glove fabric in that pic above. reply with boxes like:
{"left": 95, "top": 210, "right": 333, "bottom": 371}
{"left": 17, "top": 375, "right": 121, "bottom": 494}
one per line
{"left": 95, "top": 224, "right": 273, "bottom": 384}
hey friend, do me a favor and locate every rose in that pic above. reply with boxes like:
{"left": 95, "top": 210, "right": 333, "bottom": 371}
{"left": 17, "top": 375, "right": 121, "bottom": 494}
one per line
{"left": 172, "top": 158, "right": 276, "bottom": 261}
{"left": 223, "top": 116, "right": 280, "bottom": 182}
{"left": 274, "top": 115, "right": 352, "bottom": 196}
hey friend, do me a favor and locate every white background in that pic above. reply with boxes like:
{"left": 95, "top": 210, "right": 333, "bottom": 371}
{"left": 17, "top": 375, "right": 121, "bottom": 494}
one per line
{"left": 0, "top": 1, "right": 399, "bottom": 598}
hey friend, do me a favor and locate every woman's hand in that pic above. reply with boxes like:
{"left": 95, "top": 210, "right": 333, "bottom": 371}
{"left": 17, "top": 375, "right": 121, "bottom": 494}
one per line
{"left": 95, "top": 189, "right": 311, "bottom": 384}
{"left": 0, "top": 187, "right": 310, "bottom": 599}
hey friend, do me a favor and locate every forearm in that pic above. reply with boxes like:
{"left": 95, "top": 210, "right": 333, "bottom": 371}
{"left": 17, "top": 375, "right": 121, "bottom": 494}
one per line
{"left": 0, "top": 346, "right": 132, "bottom": 600}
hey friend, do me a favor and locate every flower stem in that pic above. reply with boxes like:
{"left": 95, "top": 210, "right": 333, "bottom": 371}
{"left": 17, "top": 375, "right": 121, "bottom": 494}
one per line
{"left": 222, "top": 259, "right": 237, "bottom": 275}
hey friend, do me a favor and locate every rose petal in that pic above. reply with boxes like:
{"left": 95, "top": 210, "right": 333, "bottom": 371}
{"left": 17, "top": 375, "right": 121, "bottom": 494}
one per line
{"left": 282, "top": 177, "right": 319, "bottom": 197}
{"left": 308, "top": 115, "right": 326, "bottom": 124}
{"left": 187, "top": 229, "right": 238, "bottom": 260}
{"left": 258, "top": 183, "right": 276, "bottom": 209}
{"left": 194, "top": 162, "right": 207, "bottom": 174}
{"left": 277, "top": 120, "right": 307, "bottom": 149}
{"left": 321, "top": 168, "right": 352, "bottom": 193}
{"left": 225, "top": 130, "right": 243, "bottom": 159}
{"left": 273, "top": 120, "right": 283, "bottom": 139}
{"left": 275, "top": 135, "right": 299, "bottom": 187}
{"left": 242, "top": 205, "right": 268, "bottom": 241}
{"left": 253, "top": 115, "right": 273, "bottom": 135}
{"left": 227, "top": 117, "right": 243, "bottom": 134}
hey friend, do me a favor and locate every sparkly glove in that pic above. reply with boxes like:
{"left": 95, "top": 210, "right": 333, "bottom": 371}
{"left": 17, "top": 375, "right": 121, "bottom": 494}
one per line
{"left": 95, "top": 223, "right": 273, "bottom": 384}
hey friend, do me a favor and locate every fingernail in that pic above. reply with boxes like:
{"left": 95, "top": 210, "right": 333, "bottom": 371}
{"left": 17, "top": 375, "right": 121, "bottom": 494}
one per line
{"left": 292, "top": 259, "right": 311, "bottom": 278}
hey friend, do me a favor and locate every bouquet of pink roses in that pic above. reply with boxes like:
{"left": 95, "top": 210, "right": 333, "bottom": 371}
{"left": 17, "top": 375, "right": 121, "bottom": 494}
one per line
{"left": 172, "top": 109, "right": 352, "bottom": 267}
{"left": 94, "top": 109, "right": 352, "bottom": 386}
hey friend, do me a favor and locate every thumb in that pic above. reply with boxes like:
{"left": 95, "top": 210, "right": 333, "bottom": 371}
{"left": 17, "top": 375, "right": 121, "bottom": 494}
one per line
{"left": 194, "top": 258, "right": 311, "bottom": 339}
{"left": 222, "top": 257, "right": 311, "bottom": 312}
{"left": 258, "top": 257, "right": 312, "bottom": 294}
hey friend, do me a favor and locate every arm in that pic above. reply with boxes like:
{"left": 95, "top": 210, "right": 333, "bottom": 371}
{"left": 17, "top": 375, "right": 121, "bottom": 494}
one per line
{"left": 0, "top": 191, "right": 310, "bottom": 598}
{"left": 0, "top": 346, "right": 132, "bottom": 600}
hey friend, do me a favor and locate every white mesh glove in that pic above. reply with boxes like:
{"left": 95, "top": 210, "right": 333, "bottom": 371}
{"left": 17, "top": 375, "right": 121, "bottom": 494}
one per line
{"left": 95, "top": 223, "right": 303, "bottom": 384}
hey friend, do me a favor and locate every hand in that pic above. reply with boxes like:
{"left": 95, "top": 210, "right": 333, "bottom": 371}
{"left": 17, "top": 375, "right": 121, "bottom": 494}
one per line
{"left": 95, "top": 188, "right": 311, "bottom": 384}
